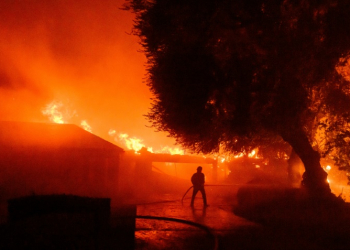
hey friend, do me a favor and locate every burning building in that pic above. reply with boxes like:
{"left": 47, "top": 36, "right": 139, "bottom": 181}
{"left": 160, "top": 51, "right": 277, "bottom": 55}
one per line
{"left": 0, "top": 121, "right": 124, "bottom": 205}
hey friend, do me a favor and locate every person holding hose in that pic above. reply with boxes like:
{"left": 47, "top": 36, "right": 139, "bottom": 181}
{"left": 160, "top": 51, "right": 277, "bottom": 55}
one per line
{"left": 190, "top": 166, "right": 208, "bottom": 207}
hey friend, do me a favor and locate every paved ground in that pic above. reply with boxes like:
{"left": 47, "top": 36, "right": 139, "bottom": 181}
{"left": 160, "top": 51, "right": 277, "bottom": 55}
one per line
{"left": 1, "top": 183, "right": 349, "bottom": 249}
{"left": 133, "top": 187, "right": 332, "bottom": 250}
{"left": 135, "top": 199, "right": 257, "bottom": 250}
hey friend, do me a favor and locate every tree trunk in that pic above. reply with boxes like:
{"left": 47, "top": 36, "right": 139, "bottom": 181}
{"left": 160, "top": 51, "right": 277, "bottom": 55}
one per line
{"left": 287, "top": 149, "right": 303, "bottom": 186}
{"left": 281, "top": 128, "right": 331, "bottom": 196}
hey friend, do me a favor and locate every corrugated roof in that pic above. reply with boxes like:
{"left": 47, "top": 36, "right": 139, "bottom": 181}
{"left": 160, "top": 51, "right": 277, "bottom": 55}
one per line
{"left": 0, "top": 121, "right": 124, "bottom": 152}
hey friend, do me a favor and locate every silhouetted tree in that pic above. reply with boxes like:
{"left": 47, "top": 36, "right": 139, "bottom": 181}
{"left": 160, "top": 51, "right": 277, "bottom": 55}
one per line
{"left": 126, "top": 0, "right": 350, "bottom": 195}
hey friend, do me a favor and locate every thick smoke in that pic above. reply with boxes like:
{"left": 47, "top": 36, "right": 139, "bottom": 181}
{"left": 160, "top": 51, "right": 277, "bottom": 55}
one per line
{"left": 0, "top": 0, "right": 177, "bottom": 149}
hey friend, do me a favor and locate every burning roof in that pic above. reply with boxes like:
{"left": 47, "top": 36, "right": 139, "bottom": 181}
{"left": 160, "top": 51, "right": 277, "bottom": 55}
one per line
{"left": 0, "top": 120, "right": 124, "bottom": 152}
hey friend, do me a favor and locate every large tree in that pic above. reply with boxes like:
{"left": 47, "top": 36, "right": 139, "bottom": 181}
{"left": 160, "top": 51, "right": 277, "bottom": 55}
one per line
{"left": 126, "top": 0, "right": 350, "bottom": 195}
{"left": 315, "top": 66, "right": 350, "bottom": 183}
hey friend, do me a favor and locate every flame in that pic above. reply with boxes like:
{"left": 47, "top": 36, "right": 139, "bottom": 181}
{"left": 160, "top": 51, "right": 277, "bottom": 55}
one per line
{"left": 39, "top": 100, "right": 350, "bottom": 201}
{"left": 80, "top": 120, "right": 92, "bottom": 133}
{"left": 321, "top": 163, "right": 350, "bottom": 201}
{"left": 323, "top": 165, "right": 332, "bottom": 172}
{"left": 42, "top": 101, "right": 92, "bottom": 132}
{"left": 41, "top": 101, "right": 255, "bottom": 158}
{"left": 154, "top": 146, "right": 184, "bottom": 155}
{"left": 42, "top": 101, "right": 65, "bottom": 124}
{"left": 41, "top": 100, "right": 264, "bottom": 161}
{"left": 234, "top": 153, "right": 244, "bottom": 158}
{"left": 115, "top": 132, "right": 154, "bottom": 153}
{"left": 248, "top": 150, "right": 256, "bottom": 158}
{"left": 108, "top": 129, "right": 184, "bottom": 154}
{"left": 233, "top": 149, "right": 260, "bottom": 159}
{"left": 118, "top": 133, "right": 146, "bottom": 152}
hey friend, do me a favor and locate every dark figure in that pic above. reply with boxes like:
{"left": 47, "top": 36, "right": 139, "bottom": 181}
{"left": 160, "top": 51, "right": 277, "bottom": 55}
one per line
{"left": 191, "top": 166, "right": 208, "bottom": 206}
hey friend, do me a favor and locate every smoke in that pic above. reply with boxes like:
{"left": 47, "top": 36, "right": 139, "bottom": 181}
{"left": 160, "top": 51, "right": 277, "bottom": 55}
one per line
{"left": 0, "top": 0, "right": 177, "bottom": 149}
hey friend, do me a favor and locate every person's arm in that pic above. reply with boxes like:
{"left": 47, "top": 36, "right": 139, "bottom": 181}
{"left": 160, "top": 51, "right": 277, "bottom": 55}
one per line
{"left": 201, "top": 174, "right": 205, "bottom": 186}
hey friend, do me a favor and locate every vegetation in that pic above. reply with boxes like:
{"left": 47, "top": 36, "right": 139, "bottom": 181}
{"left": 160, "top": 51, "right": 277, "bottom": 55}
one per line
{"left": 126, "top": 0, "right": 350, "bottom": 195}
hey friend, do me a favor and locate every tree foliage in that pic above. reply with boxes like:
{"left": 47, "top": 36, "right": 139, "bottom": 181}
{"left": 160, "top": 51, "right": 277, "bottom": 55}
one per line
{"left": 126, "top": 0, "right": 350, "bottom": 193}
{"left": 314, "top": 63, "right": 350, "bottom": 183}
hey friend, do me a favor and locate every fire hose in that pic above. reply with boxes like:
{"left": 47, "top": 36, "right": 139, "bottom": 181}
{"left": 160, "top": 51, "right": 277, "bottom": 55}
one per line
{"left": 136, "top": 215, "right": 219, "bottom": 250}
{"left": 133, "top": 184, "right": 240, "bottom": 249}
{"left": 181, "top": 186, "right": 194, "bottom": 205}
{"left": 181, "top": 184, "right": 239, "bottom": 205}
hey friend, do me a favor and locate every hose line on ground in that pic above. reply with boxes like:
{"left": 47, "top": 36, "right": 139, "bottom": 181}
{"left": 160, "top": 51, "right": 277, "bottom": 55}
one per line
{"left": 136, "top": 215, "right": 219, "bottom": 250}
{"left": 181, "top": 184, "right": 240, "bottom": 205}
{"left": 181, "top": 186, "right": 194, "bottom": 205}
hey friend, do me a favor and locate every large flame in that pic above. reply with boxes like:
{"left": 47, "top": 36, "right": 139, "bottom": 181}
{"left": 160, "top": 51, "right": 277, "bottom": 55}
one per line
{"left": 117, "top": 132, "right": 148, "bottom": 152}
{"left": 108, "top": 129, "right": 184, "bottom": 155}
{"left": 42, "top": 100, "right": 186, "bottom": 154}
{"left": 41, "top": 101, "right": 65, "bottom": 124}
{"left": 42, "top": 100, "right": 92, "bottom": 133}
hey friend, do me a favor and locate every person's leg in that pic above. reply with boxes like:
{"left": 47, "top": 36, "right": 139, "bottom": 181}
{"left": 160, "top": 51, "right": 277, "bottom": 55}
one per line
{"left": 200, "top": 188, "right": 207, "bottom": 205}
{"left": 191, "top": 188, "right": 199, "bottom": 206}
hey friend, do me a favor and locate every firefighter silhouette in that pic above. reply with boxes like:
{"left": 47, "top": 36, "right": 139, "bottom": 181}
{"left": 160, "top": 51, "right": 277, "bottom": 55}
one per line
{"left": 190, "top": 166, "right": 208, "bottom": 206}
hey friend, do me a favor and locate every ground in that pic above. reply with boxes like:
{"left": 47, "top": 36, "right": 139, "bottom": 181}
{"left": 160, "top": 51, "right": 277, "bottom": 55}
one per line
{"left": 1, "top": 184, "right": 350, "bottom": 249}
{"left": 134, "top": 185, "right": 350, "bottom": 250}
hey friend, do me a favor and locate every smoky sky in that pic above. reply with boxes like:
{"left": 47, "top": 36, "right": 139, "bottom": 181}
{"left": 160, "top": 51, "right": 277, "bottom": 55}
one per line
{"left": 0, "top": 0, "right": 177, "bottom": 150}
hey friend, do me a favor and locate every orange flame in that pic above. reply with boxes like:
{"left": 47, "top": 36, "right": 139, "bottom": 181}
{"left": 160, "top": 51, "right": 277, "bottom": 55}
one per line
{"left": 155, "top": 146, "right": 184, "bottom": 155}
{"left": 108, "top": 129, "right": 184, "bottom": 154}
{"left": 42, "top": 101, "right": 65, "bottom": 124}
{"left": 80, "top": 120, "right": 92, "bottom": 133}
{"left": 233, "top": 149, "right": 260, "bottom": 159}
{"left": 119, "top": 133, "right": 147, "bottom": 152}
{"left": 248, "top": 149, "right": 257, "bottom": 158}
{"left": 42, "top": 100, "right": 91, "bottom": 132}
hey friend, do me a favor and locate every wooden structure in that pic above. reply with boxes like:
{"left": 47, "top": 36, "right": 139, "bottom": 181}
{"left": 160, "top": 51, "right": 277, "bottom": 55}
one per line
{"left": 135, "top": 148, "right": 218, "bottom": 182}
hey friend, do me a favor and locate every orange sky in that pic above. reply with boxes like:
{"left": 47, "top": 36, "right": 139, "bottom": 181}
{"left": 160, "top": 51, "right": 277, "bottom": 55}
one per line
{"left": 0, "top": 0, "right": 178, "bottom": 151}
